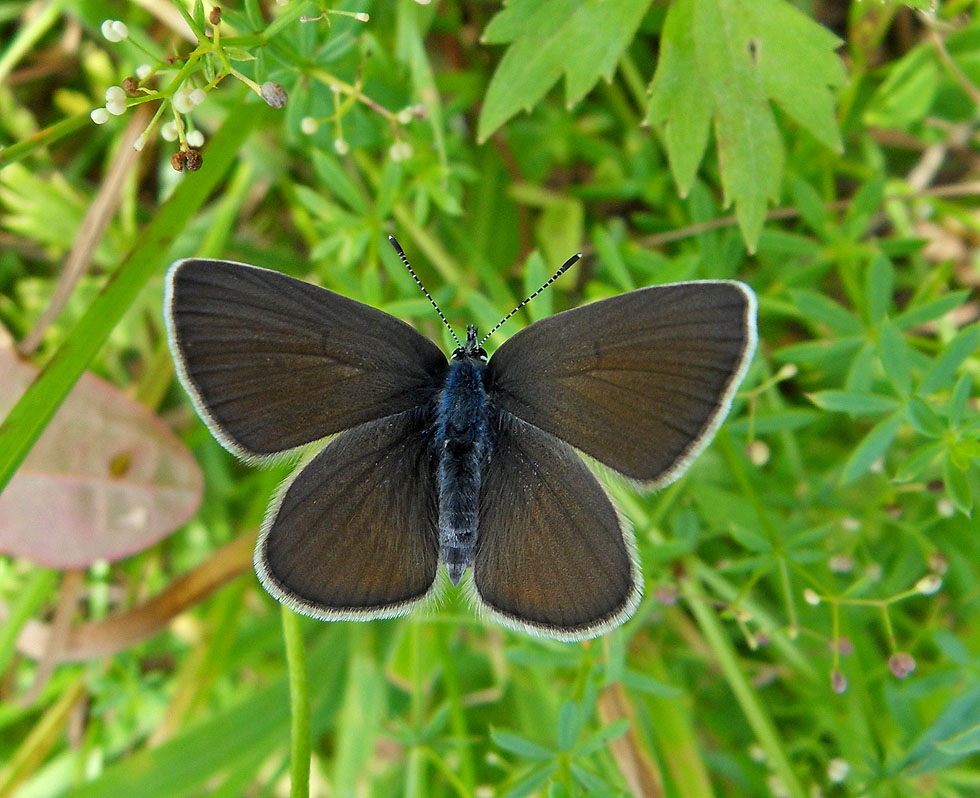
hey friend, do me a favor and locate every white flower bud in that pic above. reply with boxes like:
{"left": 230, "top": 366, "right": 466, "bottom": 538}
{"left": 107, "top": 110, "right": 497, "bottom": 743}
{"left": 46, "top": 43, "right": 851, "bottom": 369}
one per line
{"left": 189, "top": 88, "right": 206, "bottom": 107}
{"left": 334, "top": 137, "right": 349, "bottom": 155}
{"left": 136, "top": 64, "right": 152, "bottom": 80}
{"left": 173, "top": 87, "right": 194, "bottom": 114}
{"left": 101, "top": 20, "right": 122, "bottom": 42}
{"left": 300, "top": 117, "right": 318, "bottom": 135}
{"left": 915, "top": 574, "right": 942, "bottom": 595}
{"left": 105, "top": 85, "right": 126, "bottom": 104}
{"left": 827, "top": 758, "right": 849, "bottom": 783}
{"left": 186, "top": 129, "right": 204, "bottom": 148}
{"left": 106, "top": 98, "right": 127, "bottom": 116}
{"left": 132, "top": 133, "right": 146, "bottom": 151}
{"left": 111, "top": 20, "right": 129, "bottom": 40}
{"left": 803, "top": 588, "right": 820, "bottom": 606}
{"left": 389, "top": 140, "right": 412, "bottom": 161}
{"left": 161, "top": 121, "right": 178, "bottom": 141}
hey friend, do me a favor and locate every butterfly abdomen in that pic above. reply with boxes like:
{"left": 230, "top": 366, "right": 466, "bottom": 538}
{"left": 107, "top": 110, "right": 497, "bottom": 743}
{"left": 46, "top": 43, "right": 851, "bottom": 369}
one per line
{"left": 435, "top": 358, "right": 490, "bottom": 585}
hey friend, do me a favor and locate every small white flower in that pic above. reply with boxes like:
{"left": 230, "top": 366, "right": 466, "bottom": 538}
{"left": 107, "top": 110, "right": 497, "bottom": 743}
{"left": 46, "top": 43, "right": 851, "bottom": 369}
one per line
{"left": 90, "top": 107, "right": 110, "bottom": 124}
{"left": 136, "top": 64, "right": 152, "bottom": 81}
{"left": 300, "top": 117, "right": 318, "bottom": 135}
{"left": 355, "top": 12, "right": 370, "bottom": 21}
{"left": 186, "top": 129, "right": 204, "bottom": 148}
{"left": 803, "top": 588, "right": 820, "bottom": 606}
{"left": 106, "top": 98, "right": 127, "bottom": 116}
{"left": 397, "top": 107, "right": 414, "bottom": 125}
{"left": 841, "top": 517, "right": 860, "bottom": 533}
{"left": 915, "top": 574, "right": 942, "bottom": 595}
{"left": 389, "top": 140, "right": 412, "bottom": 161}
{"left": 334, "top": 137, "right": 349, "bottom": 155}
{"left": 827, "top": 757, "right": 849, "bottom": 783}
{"left": 189, "top": 88, "right": 206, "bottom": 107}
{"left": 105, "top": 85, "right": 126, "bottom": 104}
{"left": 746, "top": 439, "right": 769, "bottom": 466}
{"left": 161, "top": 121, "right": 178, "bottom": 141}
{"left": 132, "top": 133, "right": 146, "bottom": 151}
{"left": 173, "top": 87, "right": 195, "bottom": 115}
{"left": 936, "top": 498, "right": 955, "bottom": 518}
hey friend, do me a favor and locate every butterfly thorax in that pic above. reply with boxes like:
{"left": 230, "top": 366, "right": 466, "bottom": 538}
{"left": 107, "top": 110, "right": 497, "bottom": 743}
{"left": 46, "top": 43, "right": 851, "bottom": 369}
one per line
{"left": 436, "top": 325, "right": 490, "bottom": 585}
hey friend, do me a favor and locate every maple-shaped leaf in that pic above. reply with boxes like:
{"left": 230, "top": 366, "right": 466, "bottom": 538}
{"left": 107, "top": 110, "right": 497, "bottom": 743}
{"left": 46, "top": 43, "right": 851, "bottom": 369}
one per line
{"left": 478, "top": 0, "right": 651, "bottom": 143}
{"left": 647, "top": 0, "right": 845, "bottom": 250}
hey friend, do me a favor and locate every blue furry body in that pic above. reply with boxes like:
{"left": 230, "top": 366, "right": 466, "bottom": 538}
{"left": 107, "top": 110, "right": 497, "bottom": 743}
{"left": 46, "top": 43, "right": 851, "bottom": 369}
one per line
{"left": 434, "top": 356, "right": 489, "bottom": 585}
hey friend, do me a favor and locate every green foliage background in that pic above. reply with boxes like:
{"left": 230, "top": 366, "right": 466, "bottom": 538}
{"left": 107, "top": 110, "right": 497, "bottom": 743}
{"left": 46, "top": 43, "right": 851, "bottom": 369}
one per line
{"left": 1, "top": 1, "right": 979, "bottom": 796}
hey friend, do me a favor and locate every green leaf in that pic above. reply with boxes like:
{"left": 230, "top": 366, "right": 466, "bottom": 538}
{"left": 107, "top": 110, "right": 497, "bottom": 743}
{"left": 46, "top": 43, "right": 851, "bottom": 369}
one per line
{"left": 894, "top": 290, "right": 970, "bottom": 330}
{"left": 918, "top": 325, "right": 980, "bottom": 396}
{"left": 949, "top": 373, "right": 972, "bottom": 429}
{"left": 491, "top": 729, "right": 554, "bottom": 760}
{"left": 648, "top": 0, "right": 844, "bottom": 247}
{"left": 646, "top": 0, "right": 711, "bottom": 195}
{"left": 864, "top": 46, "right": 939, "bottom": 128}
{"left": 809, "top": 390, "right": 900, "bottom": 416}
{"left": 789, "top": 290, "right": 863, "bottom": 335}
{"left": 905, "top": 397, "right": 946, "bottom": 438}
{"left": 878, "top": 321, "right": 911, "bottom": 397}
{"left": 556, "top": 701, "right": 582, "bottom": 752}
{"left": 841, "top": 411, "right": 904, "bottom": 484}
{"left": 575, "top": 719, "right": 630, "bottom": 757}
{"left": 943, "top": 454, "right": 974, "bottom": 515}
{"left": 936, "top": 723, "right": 980, "bottom": 756}
{"left": 866, "top": 254, "right": 895, "bottom": 327}
{"left": 478, "top": 0, "right": 651, "bottom": 142}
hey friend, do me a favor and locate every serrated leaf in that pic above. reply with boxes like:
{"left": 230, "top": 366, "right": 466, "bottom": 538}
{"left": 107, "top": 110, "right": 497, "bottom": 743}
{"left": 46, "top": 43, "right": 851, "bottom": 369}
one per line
{"left": 648, "top": 0, "right": 844, "bottom": 248}
{"left": 478, "top": 0, "right": 651, "bottom": 142}
{"left": 646, "top": 0, "right": 711, "bottom": 194}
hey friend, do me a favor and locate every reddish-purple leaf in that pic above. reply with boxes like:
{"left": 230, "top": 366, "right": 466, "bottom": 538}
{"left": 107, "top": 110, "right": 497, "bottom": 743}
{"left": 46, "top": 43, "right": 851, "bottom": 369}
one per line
{"left": 0, "top": 345, "right": 203, "bottom": 568}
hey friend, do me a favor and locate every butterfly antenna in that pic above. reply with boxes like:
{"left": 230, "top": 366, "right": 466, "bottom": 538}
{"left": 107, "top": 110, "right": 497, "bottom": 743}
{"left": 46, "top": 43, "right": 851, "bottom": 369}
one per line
{"left": 480, "top": 252, "right": 581, "bottom": 345}
{"left": 388, "top": 235, "right": 461, "bottom": 348}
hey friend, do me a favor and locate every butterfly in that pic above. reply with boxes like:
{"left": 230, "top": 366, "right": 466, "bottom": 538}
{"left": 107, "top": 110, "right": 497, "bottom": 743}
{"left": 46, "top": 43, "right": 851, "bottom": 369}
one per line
{"left": 164, "top": 237, "right": 756, "bottom": 640}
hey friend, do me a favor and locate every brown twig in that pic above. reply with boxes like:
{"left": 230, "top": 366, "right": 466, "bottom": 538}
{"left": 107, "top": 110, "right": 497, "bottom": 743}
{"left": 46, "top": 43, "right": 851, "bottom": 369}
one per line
{"left": 4, "top": 531, "right": 255, "bottom": 663}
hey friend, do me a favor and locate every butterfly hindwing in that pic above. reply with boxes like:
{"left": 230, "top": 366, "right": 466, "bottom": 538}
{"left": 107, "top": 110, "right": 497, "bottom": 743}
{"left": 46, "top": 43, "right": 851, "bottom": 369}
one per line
{"left": 472, "top": 410, "right": 641, "bottom": 640}
{"left": 255, "top": 408, "right": 440, "bottom": 619}
{"left": 486, "top": 281, "right": 756, "bottom": 486}
{"left": 165, "top": 259, "right": 447, "bottom": 459}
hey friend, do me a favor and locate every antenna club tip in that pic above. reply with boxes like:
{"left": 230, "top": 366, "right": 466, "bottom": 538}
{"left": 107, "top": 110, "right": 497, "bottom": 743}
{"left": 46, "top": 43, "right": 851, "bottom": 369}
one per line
{"left": 387, "top": 234, "right": 394, "bottom": 241}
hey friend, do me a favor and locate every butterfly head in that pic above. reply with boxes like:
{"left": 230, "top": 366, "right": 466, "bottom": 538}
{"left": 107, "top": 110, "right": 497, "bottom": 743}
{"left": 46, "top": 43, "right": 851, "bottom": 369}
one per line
{"left": 452, "top": 324, "right": 488, "bottom": 362}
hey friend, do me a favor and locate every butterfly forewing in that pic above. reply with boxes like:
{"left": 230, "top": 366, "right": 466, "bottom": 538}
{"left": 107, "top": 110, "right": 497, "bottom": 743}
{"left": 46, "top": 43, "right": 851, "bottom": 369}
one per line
{"left": 166, "top": 259, "right": 446, "bottom": 459}
{"left": 255, "top": 408, "right": 439, "bottom": 619}
{"left": 486, "top": 281, "right": 756, "bottom": 486}
{"left": 472, "top": 410, "right": 641, "bottom": 640}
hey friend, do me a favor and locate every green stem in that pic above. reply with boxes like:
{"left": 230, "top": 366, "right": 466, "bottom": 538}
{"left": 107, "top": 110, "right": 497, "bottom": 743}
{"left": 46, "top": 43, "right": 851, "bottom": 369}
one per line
{"left": 683, "top": 562, "right": 806, "bottom": 798}
{"left": 0, "top": 113, "right": 90, "bottom": 167}
{"left": 0, "top": 569, "right": 58, "bottom": 676}
{"left": 282, "top": 607, "right": 310, "bottom": 798}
